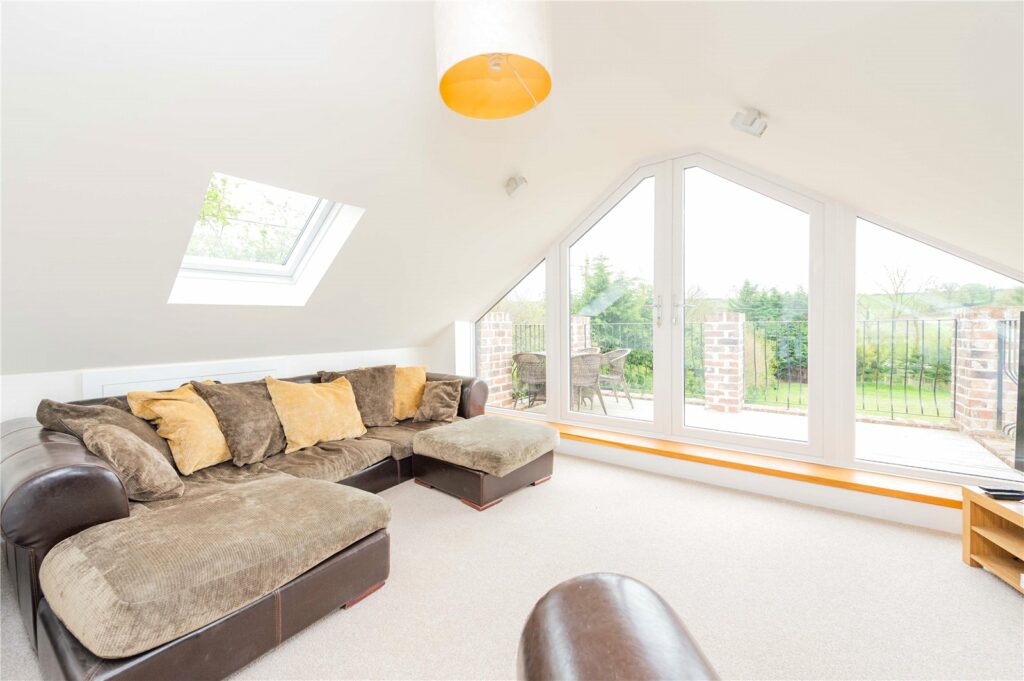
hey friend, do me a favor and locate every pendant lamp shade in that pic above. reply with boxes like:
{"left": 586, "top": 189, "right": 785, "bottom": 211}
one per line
{"left": 435, "top": 1, "right": 552, "bottom": 119}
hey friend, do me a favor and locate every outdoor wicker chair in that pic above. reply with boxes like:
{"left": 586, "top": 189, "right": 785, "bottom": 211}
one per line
{"left": 571, "top": 353, "right": 606, "bottom": 414}
{"left": 513, "top": 352, "right": 546, "bottom": 409}
{"left": 600, "top": 348, "right": 634, "bottom": 409}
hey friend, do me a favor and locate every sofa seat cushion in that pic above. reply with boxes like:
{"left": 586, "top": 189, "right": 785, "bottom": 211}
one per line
{"left": 362, "top": 419, "right": 455, "bottom": 460}
{"left": 261, "top": 437, "right": 391, "bottom": 482}
{"left": 38, "top": 476, "right": 391, "bottom": 659}
{"left": 412, "top": 415, "right": 559, "bottom": 477}
{"left": 139, "top": 459, "right": 286, "bottom": 512}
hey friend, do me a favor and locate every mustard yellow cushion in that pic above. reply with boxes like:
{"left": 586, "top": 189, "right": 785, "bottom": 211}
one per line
{"left": 393, "top": 366, "right": 427, "bottom": 420}
{"left": 265, "top": 377, "right": 366, "bottom": 454}
{"left": 127, "top": 382, "right": 230, "bottom": 476}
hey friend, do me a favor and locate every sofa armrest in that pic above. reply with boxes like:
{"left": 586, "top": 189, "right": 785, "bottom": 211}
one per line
{"left": 426, "top": 373, "right": 488, "bottom": 418}
{"left": 518, "top": 573, "right": 719, "bottom": 681}
{"left": 1, "top": 419, "right": 129, "bottom": 647}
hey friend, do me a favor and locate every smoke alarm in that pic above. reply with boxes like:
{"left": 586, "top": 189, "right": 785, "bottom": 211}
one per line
{"left": 730, "top": 108, "right": 767, "bottom": 137}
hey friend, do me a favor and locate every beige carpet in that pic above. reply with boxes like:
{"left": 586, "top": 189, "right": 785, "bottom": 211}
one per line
{"left": 3, "top": 454, "right": 1021, "bottom": 680}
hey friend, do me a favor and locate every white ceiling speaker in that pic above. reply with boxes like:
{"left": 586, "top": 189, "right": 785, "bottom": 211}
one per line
{"left": 731, "top": 107, "right": 768, "bottom": 137}
{"left": 434, "top": 0, "right": 552, "bottom": 119}
{"left": 505, "top": 175, "right": 528, "bottom": 197}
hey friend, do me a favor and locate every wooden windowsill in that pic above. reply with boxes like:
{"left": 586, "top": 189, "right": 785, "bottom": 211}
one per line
{"left": 498, "top": 414, "right": 963, "bottom": 509}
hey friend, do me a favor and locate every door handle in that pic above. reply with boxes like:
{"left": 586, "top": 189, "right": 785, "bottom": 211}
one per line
{"left": 671, "top": 294, "right": 693, "bottom": 325}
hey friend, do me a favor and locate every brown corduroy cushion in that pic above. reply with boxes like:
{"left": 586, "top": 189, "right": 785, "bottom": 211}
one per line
{"left": 413, "top": 379, "right": 462, "bottom": 423}
{"left": 191, "top": 380, "right": 286, "bottom": 466}
{"left": 262, "top": 437, "right": 391, "bottom": 482}
{"left": 36, "top": 399, "right": 175, "bottom": 467}
{"left": 318, "top": 365, "right": 397, "bottom": 427}
{"left": 82, "top": 424, "right": 184, "bottom": 502}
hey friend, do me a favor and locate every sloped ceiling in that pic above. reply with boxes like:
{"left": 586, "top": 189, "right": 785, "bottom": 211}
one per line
{"left": 3, "top": 1, "right": 1021, "bottom": 374}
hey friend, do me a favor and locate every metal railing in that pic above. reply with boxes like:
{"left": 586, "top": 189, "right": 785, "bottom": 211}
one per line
{"left": 745, "top": 320, "right": 808, "bottom": 410}
{"left": 856, "top": 319, "right": 955, "bottom": 420}
{"left": 591, "top": 322, "right": 653, "bottom": 394}
{"left": 513, "top": 323, "right": 545, "bottom": 353}
{"left": 511, "top": 318, "right": 962, "bottom": 421}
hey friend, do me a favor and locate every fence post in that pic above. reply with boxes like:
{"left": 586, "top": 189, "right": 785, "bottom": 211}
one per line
{"left": 476, "top": 311, "right": 516, "bottom": 408}
{"left": 952, "top": 306, "right": 1019, "bottom": 434}
{"left": 570, "top": 315, "right": 592, "bottom": 353}
{"left": 703, "top": 312, "right": 745, "bottom": 413}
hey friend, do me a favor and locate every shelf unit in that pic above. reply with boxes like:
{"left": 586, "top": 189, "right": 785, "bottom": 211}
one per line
{"left": 962, "top": 486, "right": 1024, "bottom": 595}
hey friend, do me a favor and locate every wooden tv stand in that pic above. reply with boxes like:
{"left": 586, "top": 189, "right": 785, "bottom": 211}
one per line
{"left": 962, "top": 486, "right": 1024, "bottom": 594}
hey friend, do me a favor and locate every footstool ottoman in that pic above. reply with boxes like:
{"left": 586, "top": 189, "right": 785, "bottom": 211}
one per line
{"left": 412, "top": 416, "right": 559, "bottom": 510}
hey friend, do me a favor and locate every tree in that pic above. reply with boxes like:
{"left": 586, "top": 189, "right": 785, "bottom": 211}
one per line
{"left": 728, "top": 280, "right": 806, "bottom": 321}
{"left": 727, "top": 281, "right": 808, "bottom": 382}
{"left": 956, "top": 283, "right": 996, "bottom": 307}
{"left": 571, "top": 257, "right": 652, "bottom": 325}
{"left": 880, "top": 267, "right": 912, "bottom": 318}
{"left": 197, "top": 174, "right": 240, "bottom": 227}
{"left": 187, "top": 175, "right": 305, "bottom": 265}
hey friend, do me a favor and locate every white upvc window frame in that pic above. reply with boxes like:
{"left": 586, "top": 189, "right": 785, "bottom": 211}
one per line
{"left": 557, "top": 165, "right": 667, "bottom": 435}
{"left": 169, "top": 202, "right": 364, "bottom": 307}
{"left": 669, "top": 154, "right": 826, "bottom": 459}
{"left": 475, "top": 149, "right": 1024, "bottom": 486}
{"left": 180, "top": 198, "right": 336, "bottom": 281}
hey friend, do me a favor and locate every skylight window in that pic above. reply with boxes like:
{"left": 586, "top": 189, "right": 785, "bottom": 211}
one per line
{"left": 169, "top": 173, "right": 364, "bottom": 306}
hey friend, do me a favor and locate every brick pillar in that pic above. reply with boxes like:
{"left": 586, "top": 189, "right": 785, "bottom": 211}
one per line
{"left": 570, "top": 315, "right": 593, "bottom": 353}
{"left": 953, "top": 306, "right": 1020, "bottom": 433}
{"left": 476, "top": 311, "right": 516, "bottom": 408}
{"left": 703, "top": 312, "right": 745, "bottom": 413}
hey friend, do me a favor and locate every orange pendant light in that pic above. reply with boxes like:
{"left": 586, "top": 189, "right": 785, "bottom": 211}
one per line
{"left": 434, "top": 1, "right": 552, "bottom": 120}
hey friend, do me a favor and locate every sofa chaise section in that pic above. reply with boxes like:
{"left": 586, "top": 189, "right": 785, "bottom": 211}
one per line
{"left": 37, "top": 530, "right": 390, "bottom": 681}
{"left": 39, "top": 476, "right": 390, "bottom": 659}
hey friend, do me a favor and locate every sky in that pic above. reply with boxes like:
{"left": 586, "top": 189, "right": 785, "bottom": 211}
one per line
{"left": 503, "top": 169, "right": 1022, "bottom": 306}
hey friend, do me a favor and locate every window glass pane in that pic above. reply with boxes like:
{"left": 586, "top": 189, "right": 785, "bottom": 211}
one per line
{"left": 185, "top": 173, "right": 321, "bottom": 266}
{"left": 569, "top": 177, "right": 655, "bottom": 421}
{"left": 476, "top": 262, "right": 547, "bottom": 412}
{"left": 855, "top": 218, "right": 1024, "bottom": 481}
{"left": 682, "top": 167, "right": 810, "bottom": 441}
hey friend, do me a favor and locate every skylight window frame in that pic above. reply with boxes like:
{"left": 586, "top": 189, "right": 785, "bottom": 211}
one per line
{"left": 180, "top": 198, "right": 339, "bottom": 282}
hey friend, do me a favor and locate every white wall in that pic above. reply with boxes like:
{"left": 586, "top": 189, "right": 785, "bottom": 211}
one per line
{"left": 427, "top": 321, "right": 476, "bottom": 376}
{"left": 1, "top": 346, "right": 428, "bottom": 421}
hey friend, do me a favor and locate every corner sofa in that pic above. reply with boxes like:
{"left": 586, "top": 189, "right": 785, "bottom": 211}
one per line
{"left": 0, "top": 371, "right": 487, "bottom": 681}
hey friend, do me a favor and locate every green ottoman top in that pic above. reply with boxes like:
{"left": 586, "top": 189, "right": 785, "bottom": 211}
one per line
{"left": 412, "top": 415, "right": 559, "bottom": 477}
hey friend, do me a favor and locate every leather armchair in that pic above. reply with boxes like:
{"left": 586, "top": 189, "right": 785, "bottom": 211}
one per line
{"left": 518, "top": 573, "right": 719, "bottom": 681}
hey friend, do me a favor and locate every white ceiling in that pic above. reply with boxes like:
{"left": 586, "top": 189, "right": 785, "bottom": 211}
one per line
{"left": 2, "top": 1, "right": 1021, "bottom": 374}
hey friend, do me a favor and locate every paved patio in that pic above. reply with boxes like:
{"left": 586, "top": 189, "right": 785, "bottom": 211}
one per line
{"left": 514, "top": 392, "right": 1022, "bottom": 482}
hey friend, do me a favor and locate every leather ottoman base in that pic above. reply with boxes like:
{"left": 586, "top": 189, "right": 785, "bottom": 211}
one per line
{"left": 412, "top": 451, "right": 553, "bottom": 510}
{"left": 36, "top": 529, "right": 390, "bottom": 681}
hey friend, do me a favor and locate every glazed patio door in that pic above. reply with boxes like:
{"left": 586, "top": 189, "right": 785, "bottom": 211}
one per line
{"left": 670, "top": 155, "right": 824, "bottom": 457}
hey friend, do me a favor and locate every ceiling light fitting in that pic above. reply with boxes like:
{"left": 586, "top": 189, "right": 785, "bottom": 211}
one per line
{"left": 434, "top": 1, "right": 552, "bottom": 120}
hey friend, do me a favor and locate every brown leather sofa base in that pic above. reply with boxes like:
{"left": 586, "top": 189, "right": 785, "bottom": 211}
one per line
{"left": 518, "top": 572, "right": 719, "bottom": 681}
{"left": 36, "top": 529, "right": 390, "bottom": 681}
{"left": 413, "top": 451, "right": 554, "bottom": 511}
